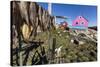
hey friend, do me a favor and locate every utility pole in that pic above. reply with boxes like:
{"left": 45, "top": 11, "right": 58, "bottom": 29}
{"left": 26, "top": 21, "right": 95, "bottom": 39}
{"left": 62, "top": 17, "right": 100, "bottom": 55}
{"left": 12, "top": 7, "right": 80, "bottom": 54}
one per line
{"left": 48, "top": 3, "right": 52, "bottom": 63}
{"left": 48, "top": 3, "right": 52, "bottom": 15}
{"left": 48, "top": 3, "right": 56, "bottom": 63}
{"left": 48, "top": 3, "right": 52, "bottom": 51}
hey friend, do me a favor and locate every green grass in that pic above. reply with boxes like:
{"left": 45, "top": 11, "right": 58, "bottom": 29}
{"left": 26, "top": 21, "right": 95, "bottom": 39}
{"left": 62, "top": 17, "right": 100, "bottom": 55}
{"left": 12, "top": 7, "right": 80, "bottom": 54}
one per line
{"left": 34, "top": 28, "right": 97, "bottom": 63}
{"left": 13, "top": 28, "right": 97, "bottom": 65}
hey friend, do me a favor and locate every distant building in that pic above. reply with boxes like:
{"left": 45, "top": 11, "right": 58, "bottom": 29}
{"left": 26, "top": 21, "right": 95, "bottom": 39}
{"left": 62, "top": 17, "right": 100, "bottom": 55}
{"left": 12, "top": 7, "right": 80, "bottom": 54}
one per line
{"left": 72, "top": 16, "right": 88, "bottom": 29}
{"left": 60, "top": 21, "right": 69, "bottom": 30}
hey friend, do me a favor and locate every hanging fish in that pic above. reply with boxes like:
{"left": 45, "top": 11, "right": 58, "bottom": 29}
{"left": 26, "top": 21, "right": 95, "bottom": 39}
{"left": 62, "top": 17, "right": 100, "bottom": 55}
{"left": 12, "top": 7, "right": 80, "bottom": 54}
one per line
{"left": 21, "top": 23, "right": 33, "bottom": 42}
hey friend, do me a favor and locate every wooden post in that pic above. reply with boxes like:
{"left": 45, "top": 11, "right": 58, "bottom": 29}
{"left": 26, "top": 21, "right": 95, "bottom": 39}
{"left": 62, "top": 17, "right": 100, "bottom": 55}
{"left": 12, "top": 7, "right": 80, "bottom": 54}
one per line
{"left": 52, "top": 38, "right": 56, "bottom": 63}
{"left": 19, "top": 31, "right": 23, "bottom": 66}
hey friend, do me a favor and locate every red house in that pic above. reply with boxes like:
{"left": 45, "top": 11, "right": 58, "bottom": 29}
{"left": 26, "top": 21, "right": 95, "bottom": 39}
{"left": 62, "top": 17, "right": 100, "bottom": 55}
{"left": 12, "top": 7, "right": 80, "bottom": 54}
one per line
{"left": 60, "top": 21, "right": 69, "bottom": 30}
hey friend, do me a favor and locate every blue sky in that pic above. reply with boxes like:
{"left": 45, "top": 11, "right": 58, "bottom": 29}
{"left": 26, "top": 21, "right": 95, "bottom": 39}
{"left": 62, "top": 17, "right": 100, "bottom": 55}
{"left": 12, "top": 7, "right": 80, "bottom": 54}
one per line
{"left": 37, "top": 2, "right": 97, "bottom": 27}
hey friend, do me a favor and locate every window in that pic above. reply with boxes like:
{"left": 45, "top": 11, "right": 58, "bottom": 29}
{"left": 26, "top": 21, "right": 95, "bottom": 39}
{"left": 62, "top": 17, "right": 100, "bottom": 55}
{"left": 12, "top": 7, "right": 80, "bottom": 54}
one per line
{"left": 81, "top": 22, "right": 84, "bottom": 24}
{"left": 76, "top": 22, "right": 78, "bottom": 24}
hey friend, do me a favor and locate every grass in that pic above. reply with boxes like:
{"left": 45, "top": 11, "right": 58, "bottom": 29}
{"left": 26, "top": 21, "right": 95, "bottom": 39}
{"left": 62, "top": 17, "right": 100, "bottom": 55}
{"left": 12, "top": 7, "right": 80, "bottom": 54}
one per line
{"left": 13, "top": 28, "right": 97, "bottom": 65}
{"left": 35, "top": 28, "right": 97, "bottom": 63}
